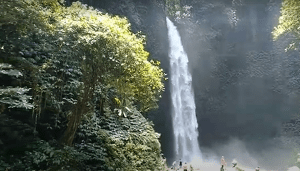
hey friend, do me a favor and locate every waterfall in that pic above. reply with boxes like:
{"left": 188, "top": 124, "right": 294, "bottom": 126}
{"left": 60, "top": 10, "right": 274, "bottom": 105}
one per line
{"left": 166, "top": 17, "right": 202, "bottom": 162}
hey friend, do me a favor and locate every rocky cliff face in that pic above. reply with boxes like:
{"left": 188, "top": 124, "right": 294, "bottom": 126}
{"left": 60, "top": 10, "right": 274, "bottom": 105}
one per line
{"left": 62, "top": 0, "right": 300, "bottom": 168}
{"left": 174, "top": 0, "right": 296, "bottom": 141}
{"left": 175, "top": 0, "right": 300, "bottom": 169}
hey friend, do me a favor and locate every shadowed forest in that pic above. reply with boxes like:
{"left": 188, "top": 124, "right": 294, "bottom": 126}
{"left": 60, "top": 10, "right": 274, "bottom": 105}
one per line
{"left": 1, "top": 0, "right": 300, "bottom": 171}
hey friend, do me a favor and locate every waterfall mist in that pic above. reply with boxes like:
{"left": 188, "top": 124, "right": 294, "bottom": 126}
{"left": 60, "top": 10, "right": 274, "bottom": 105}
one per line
{"left": 170, "top": 1, "right": 298, "bottom": 170}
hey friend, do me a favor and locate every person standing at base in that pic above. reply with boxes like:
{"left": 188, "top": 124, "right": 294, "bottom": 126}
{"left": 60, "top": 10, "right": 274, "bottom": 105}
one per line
{"left": 183, "top": 162, "right": 188, "bottom": 171}
{"left": 255, "top": 166, "right": 260, "bottom": 171}
{"left": 221, "top": 156, "right": 227, "bottom": 171}
{"left": 179, "top": 159, "right": 182, "bottom": 169}
{"left": 171, "top": 160, "right": 177, "bottom": 170}
{"left": 232, "top": 159, "right": 237, "bottom": 168}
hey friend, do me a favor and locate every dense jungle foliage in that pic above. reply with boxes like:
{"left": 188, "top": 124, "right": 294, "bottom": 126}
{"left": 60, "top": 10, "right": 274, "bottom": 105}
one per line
{"left": 0, "top": 0, "right": 166, "bottom": 170}
{"left": 273, "top": 0, "right": 300, "bottom": 51}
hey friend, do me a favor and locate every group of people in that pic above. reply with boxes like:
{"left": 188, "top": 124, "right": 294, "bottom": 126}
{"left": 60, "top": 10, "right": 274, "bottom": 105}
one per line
{"left": 171, "top": 159, "right": 189, "bottom": 171}
{"left": 221, "top": 156, "right": 260, "bottom": 171}
{"left": 169, "top": 156, "right": 260, "bottom": 171}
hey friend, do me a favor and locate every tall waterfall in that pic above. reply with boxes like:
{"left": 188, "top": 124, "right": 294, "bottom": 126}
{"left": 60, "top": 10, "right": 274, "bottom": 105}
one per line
{"left": 166, "top": 17, "right": 202, "bottom": 162}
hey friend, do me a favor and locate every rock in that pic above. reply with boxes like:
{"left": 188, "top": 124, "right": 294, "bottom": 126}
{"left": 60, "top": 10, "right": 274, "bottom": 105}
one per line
{"left": 287, "top": 166, "right": 300, "bottom": 171}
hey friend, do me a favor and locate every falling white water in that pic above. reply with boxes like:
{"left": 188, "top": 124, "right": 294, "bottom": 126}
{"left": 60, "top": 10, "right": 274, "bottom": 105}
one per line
{"left": 166, "top": 17, "right": 202, "bottom": 162}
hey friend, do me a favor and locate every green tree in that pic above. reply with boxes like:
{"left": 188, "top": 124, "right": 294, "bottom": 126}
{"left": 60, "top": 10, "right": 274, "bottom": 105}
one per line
{"left": 272, "top": 0, "right": 300, "bottom": 51}
{"left": 0, "top": 0, "right": 165, "bottom": 145}
{"left": 0, "top": 0, "right": 165, "bottom": 170}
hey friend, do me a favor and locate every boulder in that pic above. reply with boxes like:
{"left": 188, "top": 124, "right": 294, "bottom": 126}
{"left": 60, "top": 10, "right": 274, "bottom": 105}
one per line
{"left": 288, "top": 166, "right": 300, "bottom": 171}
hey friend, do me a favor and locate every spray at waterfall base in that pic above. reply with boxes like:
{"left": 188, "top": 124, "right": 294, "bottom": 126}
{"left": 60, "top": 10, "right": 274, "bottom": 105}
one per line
{"left": 166, "top": 136, "right": 298, "bottom": 171}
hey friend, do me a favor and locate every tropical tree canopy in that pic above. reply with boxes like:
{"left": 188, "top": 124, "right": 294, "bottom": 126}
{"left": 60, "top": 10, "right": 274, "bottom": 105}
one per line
{"left": 0, "top": 0, "right": 165, "bottom": 145}
{"left": 272, "top": 0, "right": 300, "bottom": 51}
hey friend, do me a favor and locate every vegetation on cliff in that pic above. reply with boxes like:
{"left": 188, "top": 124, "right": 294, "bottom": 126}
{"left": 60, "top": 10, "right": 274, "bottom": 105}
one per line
{"left": 166, "top": 0, "right": 192, "bottom": 20}
{"left": 272, "top": 0, "right": 300, "bottom": 51}
{"left": 0, "top": 0, "right": 166, "bottom": 170}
